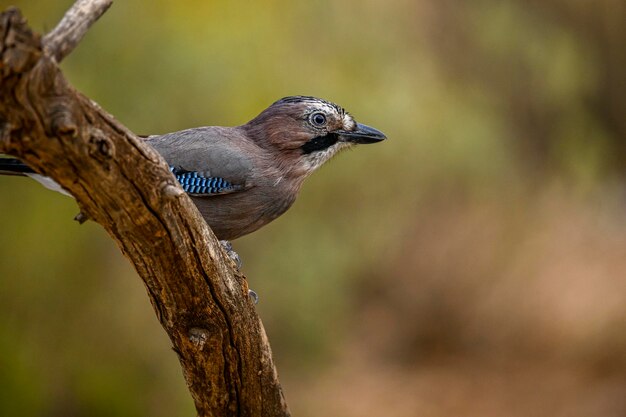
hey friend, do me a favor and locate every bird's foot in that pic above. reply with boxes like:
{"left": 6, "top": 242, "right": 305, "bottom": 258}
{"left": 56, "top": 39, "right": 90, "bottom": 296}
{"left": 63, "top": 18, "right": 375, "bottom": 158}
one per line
{"left": 248, "top": 289, "right": 259, "bottom": 304}
{"left": 220, "top": 240, "right": 242, "bottom": 269}
{"left": 218, "top": 241, "right": 256, "bottom": 302}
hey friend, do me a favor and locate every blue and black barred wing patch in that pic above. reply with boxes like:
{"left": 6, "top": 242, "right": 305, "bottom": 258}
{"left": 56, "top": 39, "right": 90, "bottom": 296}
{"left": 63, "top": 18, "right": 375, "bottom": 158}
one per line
{"left": 170, "top": 166, "right": 239, "bottom": 196}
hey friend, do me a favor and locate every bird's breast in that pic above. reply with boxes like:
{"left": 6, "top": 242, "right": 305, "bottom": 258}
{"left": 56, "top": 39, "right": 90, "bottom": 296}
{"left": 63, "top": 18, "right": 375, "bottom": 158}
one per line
{"left": 190, "top": 182, "right": 298, "bottom": 240}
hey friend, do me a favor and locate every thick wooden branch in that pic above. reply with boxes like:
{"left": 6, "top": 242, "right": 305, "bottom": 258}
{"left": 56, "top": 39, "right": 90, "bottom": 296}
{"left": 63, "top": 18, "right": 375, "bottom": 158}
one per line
{"left": 0, "top": 4, "right": 289, "bottom": 417}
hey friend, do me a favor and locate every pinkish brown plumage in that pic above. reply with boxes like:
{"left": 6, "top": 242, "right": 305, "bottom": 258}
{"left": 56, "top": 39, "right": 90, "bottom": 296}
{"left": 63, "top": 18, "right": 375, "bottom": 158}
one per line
{"left": 0, "top": 96, "right": 387, "bottom": 241}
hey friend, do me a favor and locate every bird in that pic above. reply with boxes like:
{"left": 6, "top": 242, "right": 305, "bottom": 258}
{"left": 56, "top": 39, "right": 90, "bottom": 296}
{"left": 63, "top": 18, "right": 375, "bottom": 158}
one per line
{"left": 0, "top": 96, "right": 387, "bottom": 242}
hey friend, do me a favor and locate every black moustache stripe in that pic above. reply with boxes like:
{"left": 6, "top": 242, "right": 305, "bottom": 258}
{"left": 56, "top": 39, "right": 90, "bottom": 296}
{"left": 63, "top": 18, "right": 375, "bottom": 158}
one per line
{"left": 301, "top": 133, "right": 339, "bottom": 154}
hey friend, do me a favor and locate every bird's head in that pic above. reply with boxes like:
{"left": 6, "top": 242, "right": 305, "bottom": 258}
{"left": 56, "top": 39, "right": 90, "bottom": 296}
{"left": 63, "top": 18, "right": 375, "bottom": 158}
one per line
{"left": 243, "top": 96, "right": 386, "bottom": 174}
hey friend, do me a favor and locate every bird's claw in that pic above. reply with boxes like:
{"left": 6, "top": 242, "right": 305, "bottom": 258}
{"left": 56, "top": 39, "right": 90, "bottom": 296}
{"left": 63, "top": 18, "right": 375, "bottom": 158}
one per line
{"left": 248, "top": 289, "right": 259, "bottom": 304}
{"left": 219, "top": 240, "right": 242, "bottom": 269}
{"left": 218, "top": 240, "right": 255, "bottom": 302}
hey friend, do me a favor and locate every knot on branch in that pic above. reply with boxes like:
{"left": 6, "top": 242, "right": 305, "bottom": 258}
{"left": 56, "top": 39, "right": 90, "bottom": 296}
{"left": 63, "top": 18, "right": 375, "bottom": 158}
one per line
{"left": 88, "top": 127, "right": 115, "bottom": 163}
{"left": 74, "top": 211, "right": 90, "bottom": 224}
{"left": 49, "top": 103, "right": 78, "bottom": 138}
{"left": 189, "top": 327, "right": 210, "bottom": 348}
{"left": 0, "top": 8, "right": 42, "bottom": 76}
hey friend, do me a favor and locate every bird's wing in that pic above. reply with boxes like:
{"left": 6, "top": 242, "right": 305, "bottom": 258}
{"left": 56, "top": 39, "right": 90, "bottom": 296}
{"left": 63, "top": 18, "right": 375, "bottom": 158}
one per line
{"left": 146, "top": 127, "right": 256, "bottom": 197}
{"left": 169, "top": 166, "right": 242, "bottom": 196}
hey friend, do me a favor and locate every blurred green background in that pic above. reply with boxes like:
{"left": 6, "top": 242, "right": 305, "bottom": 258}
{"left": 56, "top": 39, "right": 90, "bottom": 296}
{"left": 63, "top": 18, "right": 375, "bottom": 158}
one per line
{"left": 1, "top": 0, "right": 625, "bottom": 416}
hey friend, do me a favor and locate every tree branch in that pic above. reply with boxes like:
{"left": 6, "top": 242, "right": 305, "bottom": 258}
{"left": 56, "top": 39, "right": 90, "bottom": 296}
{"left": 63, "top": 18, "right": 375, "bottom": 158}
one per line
{"left": 42, "top": 0, "right": 112, "bottom": 62}
{"left": 0, "top": 3, "right": 290, "bottom": 416}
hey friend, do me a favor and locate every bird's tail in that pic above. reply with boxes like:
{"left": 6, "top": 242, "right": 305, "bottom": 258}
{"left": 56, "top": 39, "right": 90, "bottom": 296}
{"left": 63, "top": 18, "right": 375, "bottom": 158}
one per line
{"left": 0, "top": 157, "right": 72, "bottom": 196}
{"left": 0, "top": 157, "right": 34, "bottom": 176}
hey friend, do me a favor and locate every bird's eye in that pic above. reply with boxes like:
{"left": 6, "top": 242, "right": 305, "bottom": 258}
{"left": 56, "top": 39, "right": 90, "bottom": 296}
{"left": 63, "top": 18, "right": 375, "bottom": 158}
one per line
{"left": 310, "top": 112, "right": 327, "bottom": 127}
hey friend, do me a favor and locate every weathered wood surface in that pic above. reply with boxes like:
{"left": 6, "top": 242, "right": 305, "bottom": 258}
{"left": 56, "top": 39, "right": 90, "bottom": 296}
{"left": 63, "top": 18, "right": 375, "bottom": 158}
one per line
{"left": 0, "top": 2, "right": 289, "bottom": 416}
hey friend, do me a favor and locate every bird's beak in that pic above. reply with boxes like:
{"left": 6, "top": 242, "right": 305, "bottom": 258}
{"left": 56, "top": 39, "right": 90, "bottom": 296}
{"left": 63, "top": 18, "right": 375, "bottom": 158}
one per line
{"left": 338, "top": 123, "right": 387, "bottom": 144}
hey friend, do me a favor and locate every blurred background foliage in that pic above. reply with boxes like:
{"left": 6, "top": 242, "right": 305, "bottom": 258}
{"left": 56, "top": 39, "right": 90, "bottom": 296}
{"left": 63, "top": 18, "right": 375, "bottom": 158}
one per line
{"left": 1, "top": 0, "right": 625, "bottom": 416}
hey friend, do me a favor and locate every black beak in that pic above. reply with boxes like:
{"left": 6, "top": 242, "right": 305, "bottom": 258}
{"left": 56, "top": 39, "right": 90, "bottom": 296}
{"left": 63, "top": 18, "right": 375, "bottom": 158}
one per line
{"left": 338, "top": 123, "right": 387, "bottom": 144}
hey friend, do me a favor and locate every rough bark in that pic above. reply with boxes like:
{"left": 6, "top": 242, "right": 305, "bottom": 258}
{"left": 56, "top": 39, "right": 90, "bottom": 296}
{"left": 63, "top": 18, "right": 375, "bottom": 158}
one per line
{"left": 0, "top": 3, "right": 289, "bottom": 416}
